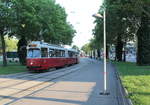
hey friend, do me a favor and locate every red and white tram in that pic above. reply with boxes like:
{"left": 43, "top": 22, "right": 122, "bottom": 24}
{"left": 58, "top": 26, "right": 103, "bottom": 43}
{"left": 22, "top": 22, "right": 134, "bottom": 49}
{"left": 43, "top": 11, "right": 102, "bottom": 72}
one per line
{"left": 26, "top": 41, "right": 79, "bottom": 71}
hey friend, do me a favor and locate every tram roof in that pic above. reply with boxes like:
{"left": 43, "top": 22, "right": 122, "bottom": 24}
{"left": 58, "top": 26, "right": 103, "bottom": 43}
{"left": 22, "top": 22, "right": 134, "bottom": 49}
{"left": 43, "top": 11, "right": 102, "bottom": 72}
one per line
{"left": 67, "top": 48, "right": 78, "bottom": 52}
{"left": 28, "top": 41, "right": 65, "bottom": 50}
{"left": 28, "top": 41, "right": 79, "bottom": 52}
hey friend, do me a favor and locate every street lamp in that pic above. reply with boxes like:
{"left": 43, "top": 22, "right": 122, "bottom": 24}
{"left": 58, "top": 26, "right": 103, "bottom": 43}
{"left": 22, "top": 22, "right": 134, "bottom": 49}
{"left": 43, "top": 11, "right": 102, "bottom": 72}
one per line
{"left": 93, "top": 10, "right": 110, "bottom": 95}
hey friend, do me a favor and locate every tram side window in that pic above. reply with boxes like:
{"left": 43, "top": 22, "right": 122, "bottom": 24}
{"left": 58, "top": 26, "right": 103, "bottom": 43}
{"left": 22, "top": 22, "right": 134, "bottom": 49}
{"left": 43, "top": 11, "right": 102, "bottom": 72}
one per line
{"left": 49, "top": 49, "right": 55, "bottom": 57}
{"left": 61, "top": 50, "right": 65, "bottom": 57}
{"left": 68, "top": 51, "right": 71, "bottom": 57}
{"left": 68, "top": 51, "right": 73, "bottom": 57}
{"left": 55, "top": 50, "right": 61, "bottom": 57}
{"left": 68, "top": 51, "right": 76, "bottom": 58}
{"left": 48, "top": 49, "right": 65, "bottom": 57}
{"left": 72, "top": 52, "right": 75, "bottom": 57}
{"left": 41, "top": 48, "right": 48, "bottom": 57}
{"left": 52, "top": 50, "right": 65, "bottom": 57}
{"left": 75, "top": 52, "right": 78, "bottom": 57}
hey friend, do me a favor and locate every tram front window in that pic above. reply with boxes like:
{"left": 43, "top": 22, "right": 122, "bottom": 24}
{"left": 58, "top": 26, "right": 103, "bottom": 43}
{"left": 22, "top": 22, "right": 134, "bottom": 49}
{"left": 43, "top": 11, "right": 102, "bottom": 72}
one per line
{"left": 27, "top": 49, "right": 41, "bottom": 58}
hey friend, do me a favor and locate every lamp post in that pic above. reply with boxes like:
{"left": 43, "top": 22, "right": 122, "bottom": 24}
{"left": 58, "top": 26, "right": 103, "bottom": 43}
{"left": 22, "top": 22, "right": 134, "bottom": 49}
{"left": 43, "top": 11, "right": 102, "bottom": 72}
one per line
{"left": 93, "top": 10, "right": 110, "bottom": 95}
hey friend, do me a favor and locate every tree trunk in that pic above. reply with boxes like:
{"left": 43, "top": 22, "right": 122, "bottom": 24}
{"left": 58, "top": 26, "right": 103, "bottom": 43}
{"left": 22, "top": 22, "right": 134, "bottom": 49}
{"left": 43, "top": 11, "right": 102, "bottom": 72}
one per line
{"left": 123, "top": 42, "right": 126, "bottom": 62}
{"left": 90, "top": 51, "right": 92, "bottom": 58}
{"left": 17, "top": 36, "right": 27, "bottom": 65}
{"left": 106, "top": 45, "right": 109, "bottom": 59}
{"left": 97, "top": 49, "right": 101, "bottom": 59}
{"left": 0, "top": 33, "right": 7, "bottom": 66}
{"left": 115, "top": 35, "right": 123, "bottom": 61}
{"left": 137, "top": 11, "right": 150, "bottom": 65}
{"left": 123, "top": 50, "right": 126, "bottom": 62}
{"left": 93, "top": 50, "right": 96, "bottom": 59}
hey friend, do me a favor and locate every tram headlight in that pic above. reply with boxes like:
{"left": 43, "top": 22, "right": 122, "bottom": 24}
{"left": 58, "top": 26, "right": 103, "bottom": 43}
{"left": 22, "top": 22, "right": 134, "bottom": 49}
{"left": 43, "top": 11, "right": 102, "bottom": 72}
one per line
{"left": 30, "top": 62, "right": 33, "bottom": 65}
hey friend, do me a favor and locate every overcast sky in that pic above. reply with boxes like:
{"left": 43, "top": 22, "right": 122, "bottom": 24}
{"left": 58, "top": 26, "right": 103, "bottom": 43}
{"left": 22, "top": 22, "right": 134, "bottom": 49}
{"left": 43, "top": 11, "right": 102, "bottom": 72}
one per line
{"left": 55, "top": 0, "right": 103, "bottom": 48}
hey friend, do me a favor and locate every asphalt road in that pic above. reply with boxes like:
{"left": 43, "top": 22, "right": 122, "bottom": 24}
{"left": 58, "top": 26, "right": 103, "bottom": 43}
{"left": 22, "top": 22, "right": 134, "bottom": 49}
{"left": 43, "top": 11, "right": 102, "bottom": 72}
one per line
{"left": 0, "top": 58, "right": 127, "bottom": 105}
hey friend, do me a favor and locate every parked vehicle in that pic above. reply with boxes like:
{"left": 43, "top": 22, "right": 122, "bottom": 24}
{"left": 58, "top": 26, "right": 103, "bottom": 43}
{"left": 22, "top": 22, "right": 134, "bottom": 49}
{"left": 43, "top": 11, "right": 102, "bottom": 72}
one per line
{"left": 26, "top": 41, "right": 79, "bottom": 71}
{"left": 6, "top": 51, "right": 19, "bottom": 62}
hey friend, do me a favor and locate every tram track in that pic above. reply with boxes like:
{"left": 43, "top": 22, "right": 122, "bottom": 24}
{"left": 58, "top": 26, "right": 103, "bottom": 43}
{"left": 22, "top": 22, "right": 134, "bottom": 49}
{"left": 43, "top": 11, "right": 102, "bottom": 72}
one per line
{"left": 0, "top": 65, "right": 78, "bottom": 89}
{"left": 0, "top": 61, "right": 88, "bottom": 90}
{"left": 0, "top": 63, "right": 81, "bottom": 86}
{"left": 0, "top": 62, "right": 86, "bottom": 92}
{"left": 0, "top": 64, "right": 85, "bottom": 105}
{"left": 0, "top": 59, "right": 89, "bottom": 103}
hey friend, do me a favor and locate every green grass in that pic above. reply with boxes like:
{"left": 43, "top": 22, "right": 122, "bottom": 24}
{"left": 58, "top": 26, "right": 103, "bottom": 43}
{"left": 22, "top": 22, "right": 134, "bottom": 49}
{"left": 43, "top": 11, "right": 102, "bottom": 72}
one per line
{"left": 114, "top": 61, "right": 150, "bottom": 105}
{"left": 0, "top": 62, "right": 27, "bottom": 75}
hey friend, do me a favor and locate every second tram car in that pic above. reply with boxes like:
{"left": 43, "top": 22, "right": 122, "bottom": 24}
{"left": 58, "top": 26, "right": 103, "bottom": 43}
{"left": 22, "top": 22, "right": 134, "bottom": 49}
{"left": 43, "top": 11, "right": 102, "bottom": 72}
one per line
{"left": 26, "top": 41, "right": 79, "bottom": 71}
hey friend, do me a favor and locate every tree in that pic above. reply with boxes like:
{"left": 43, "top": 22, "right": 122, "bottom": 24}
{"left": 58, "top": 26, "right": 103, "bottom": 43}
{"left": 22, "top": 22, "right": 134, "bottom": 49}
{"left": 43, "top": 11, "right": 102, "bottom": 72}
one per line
{"left": 0, "top": 0, "right": 15, "bottom": 66}
{"left": 5, "top": 36, "right": 18, "bottom": 51}
{"left": 81, "top": 43, "right": 91, "bottom": 56}
{"left": 17, "top": 36, "right": 27, "bottom": 65}
{"left": 72, "top": 45, "right": 79, "bottom": 50}
{"left": 11, "top": 0, "right": 76, "bottom": 64}
{"left": 0, "top": 0, "right": 76, "bottom": 65}
{"left": 93, "top": 0, "right": 150, "bottom": 63}
{"left": 137, "top": 6, "right": 150, "bottom": 65}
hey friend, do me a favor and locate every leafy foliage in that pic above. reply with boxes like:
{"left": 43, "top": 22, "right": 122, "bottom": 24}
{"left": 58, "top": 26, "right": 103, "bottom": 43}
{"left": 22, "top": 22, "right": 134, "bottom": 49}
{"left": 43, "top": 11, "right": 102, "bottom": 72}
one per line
{"left": 72, "top": 45, "right": 79, "bottom": 50}
{"left": 0, "top": 0, "right": 76, "bottom": 66}
{"left": 92, "top": 0, "right": 150, "bottom": 63}
{"left": 5, "top": 36, "right": 18, "bottom": 51}
{"left": 12, "top": 0, "right": 75, "bottom": 45}
{"left": 0, "top": 0, "right": 15, "bottom": 66}
{"left": 81, "top": 43, "right": 91, "bottom": 55}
